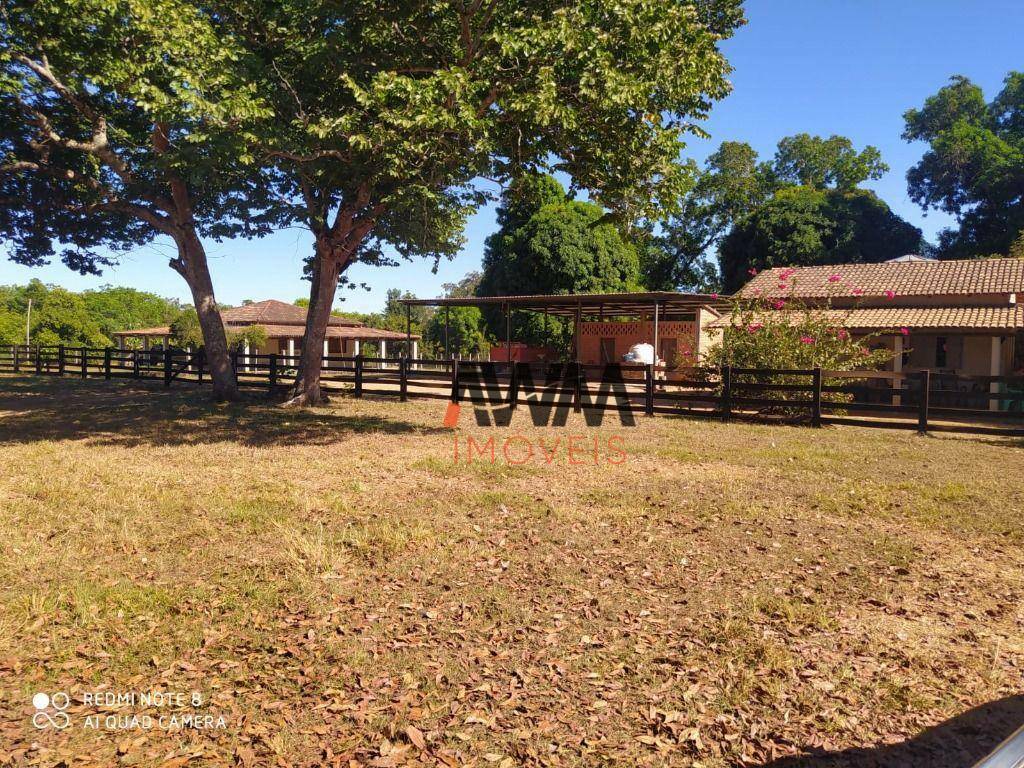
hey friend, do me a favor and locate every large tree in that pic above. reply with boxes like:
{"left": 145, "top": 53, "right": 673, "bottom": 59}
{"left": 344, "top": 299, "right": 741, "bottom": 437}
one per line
{"left": 478, "top": 173, "right": 641, "bottom": 348}
{"left": 225, "top": 0, "right": 744, "bottom": 405}
{"left": 643, "top": 141, "right": 776, "bottom": 290}
{"left": 0, "top": 0, "right": 271, "bottom": 400}
{"left": 903, "top": 73, "right": 1024, "bottom": 258}
{"left": 772, "top": 133, "right": 888, "bottom": 190}
{"left": 718, "top": 186, "right": 923, "bottom": 292}
{"left": 649, "top": 134, "right": 892, "bottom": 291}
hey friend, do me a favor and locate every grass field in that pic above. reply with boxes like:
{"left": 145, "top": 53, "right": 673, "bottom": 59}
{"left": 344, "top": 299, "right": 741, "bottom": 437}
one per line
{"left": 1, "top": 374, "right": 1023, "bottom": 768}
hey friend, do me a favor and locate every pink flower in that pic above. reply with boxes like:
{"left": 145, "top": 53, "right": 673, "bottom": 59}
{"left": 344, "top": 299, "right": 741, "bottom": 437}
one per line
{"left": 748, "top": 268, "right": 758, "bottom": 276}
{"left": 772, "top": 299, "right": 786, "bottom": 310}
{"left": 884, "top": 290, "right": 895, "bottom": 300}
{"left": 828, "top": 274, "right": 841, "bottom": 283}
{"left": 777, "top": 283, "right": 788, "bottom": 290}
{"left": 837, "top": 329, "right": 850, "bottom": 340}
{"left": 800, "top": 335, "right": 816, "bottom": 344}
{"left": 861, "top": 348, "right": 871, "bottom": 356}
{"left": 780, "top": 268, "right": 796, "bottom": 279}
{"left": 899, "top": 327, "right": 909, "bottom": 336}
{"left": 852, "top": 287, "right": 864, "bottom": 296}
{"left": 746, "top": 322, "right": 763, "bottom": 333}
{"left": 709, "top": 293, "right": 718, "bottom": 299}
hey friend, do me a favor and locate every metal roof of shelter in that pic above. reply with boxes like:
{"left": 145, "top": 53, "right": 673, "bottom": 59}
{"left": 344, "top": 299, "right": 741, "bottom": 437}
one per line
{"left": 400, "top": 291, "right": 729, "bottom": 317}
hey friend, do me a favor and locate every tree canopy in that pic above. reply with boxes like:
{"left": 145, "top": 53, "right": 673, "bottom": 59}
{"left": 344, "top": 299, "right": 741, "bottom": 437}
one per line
{"left": 772, "top": 133, "right": 888, "bottom": 190}
{"left": 0, "top": 279, "right": 181, "bottom": 347}
{"left": 903, "top": 72, "right": 1024, "bottom": 258}
{"left": 648, "top": 133, "right": 902, "bottom": 292}
{"left": 220, "top": 0, "right": 744, "bottom": 403}
{"left": 0, "top": 0, "right": 274, "bottom": 398}
{"left": 479, "top": 175, "right": 642, "bottom": 299}
{"left": 477, "top": 174, "right": 641, "bottom": 347}
{"left": 642, "top": 141, "right": 776, "bottom": 290}
{"left": 718, "top": 186, "right": 924, "bottom": 292}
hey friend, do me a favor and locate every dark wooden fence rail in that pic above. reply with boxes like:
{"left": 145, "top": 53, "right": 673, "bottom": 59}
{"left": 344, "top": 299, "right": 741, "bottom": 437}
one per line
{"left": 2, "top": 344, "right": 1022, "bottom": 438}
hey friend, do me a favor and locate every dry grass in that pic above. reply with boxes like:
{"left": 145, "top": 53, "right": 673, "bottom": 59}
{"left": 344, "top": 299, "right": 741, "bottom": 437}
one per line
{"left": 0, "top": 374, "right": 1023, "bottom": 768}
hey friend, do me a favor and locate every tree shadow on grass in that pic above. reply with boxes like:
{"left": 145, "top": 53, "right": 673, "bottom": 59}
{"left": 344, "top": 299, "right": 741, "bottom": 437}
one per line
{"left": 0, "top": 375, "right": 446, "bottom": 448}
{"left": 761, "top": 694, "right": 1024, "bottom": 768}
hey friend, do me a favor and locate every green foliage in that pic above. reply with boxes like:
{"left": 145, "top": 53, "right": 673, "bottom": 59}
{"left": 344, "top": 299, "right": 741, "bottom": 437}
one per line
{"left": 644, "top": 141, "right": 776, "bottom": 290}
{"left": 0, "top": 279, "right": 179, "bottom": 347}
{"left": 169, "top": 309, "right": 203, "bottom": 348}
{"left": 904, "top": 72, "right": 1024, "bottom": 258}
{"left": 648, "top": 133, "right": 890, "bottom": 291}
{"left": 226, "top": 0, "right": 742, "bottom": 295}
{"left": 705, "top": 276, "right": 892, "bottom": 410}
{"left": 718, "top": 187, "right": 923, "bottom": 293}
{"left": 773, "top": 134, "right": 888, "bottom": 190}
{"left": 706, "top": 298, "right": 890, "bottom": 372}
{"left": 424, "top": 306, "right": 489, "bottom": 359}
{"left": 478, "top": 174, "right": 640, "bottom": 346}
{"left": 80, "top": 285, "right": 181, "bottom": 339}
{"left": 441, "top": 272, "right": 483, "bottom": 299}
{"left": 227, "top": 324, "right": 268, "bottom": 352}
{"left": 0, "top": 0, "right": 273, "bottom": 274}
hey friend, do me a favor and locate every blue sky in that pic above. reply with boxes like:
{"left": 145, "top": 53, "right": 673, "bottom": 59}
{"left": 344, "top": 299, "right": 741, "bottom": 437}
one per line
{"left": 3, "top": 0, "right": 1022, "bottom": 312}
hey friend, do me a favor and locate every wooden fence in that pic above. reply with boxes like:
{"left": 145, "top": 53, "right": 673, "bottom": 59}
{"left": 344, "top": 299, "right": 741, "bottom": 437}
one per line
{"left": 1, "top": 344, "right": 1023, "bottom": 437}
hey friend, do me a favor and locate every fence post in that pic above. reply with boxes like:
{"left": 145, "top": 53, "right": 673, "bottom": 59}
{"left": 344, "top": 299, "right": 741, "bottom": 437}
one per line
{"left": 12, "top": 345, "right": 19, "bottom": 372}
{"left": 197, "top": 349, "right": 205, "bottom": 383}
{"left": 58, "top": 344, "right": 66, "bottom": 376}
{"left": 35, "top": 345, "right": 42, "bottom": 375}
{"left": 508, "top": 361, "right": 519, "bottom": 410}
{"left": 104, "top": 348, "right": 112, "bottom": 379}
{"left": 811, "top": 367, "right": 823, "bottom": 428}
{"left": 354, "top": 353, "right": 364, "bottom": 398}
{"left": 400, "top": 357, "right": 408, "bottom": 402}
{"left": 269, "top": 354, "right": 278, "bottom": 390}
{"left": 721, "top": 365, "right": 732, "bottom": 421}
{"left": 573, "top": 361, "right": 583, "bottom": 414}
{"left": 81, "top": 347, "right": 88, "bottom": 378}
{"left": 449, "top": 359, "right": 460, "bottom": 403}
{"left": 645, "top": 363, "right": 655, "bottom": 416}
{"left": 230, "top": 350, "right": 239, "bottom": 377}
{"left": 163, "top": 348, "right": 172, "bottom": 387}
{"left": 131, "top": 349, "right": 139, "bottom": 378}
{"left": 917, "top": 369, "right": 930, "bottom": 434}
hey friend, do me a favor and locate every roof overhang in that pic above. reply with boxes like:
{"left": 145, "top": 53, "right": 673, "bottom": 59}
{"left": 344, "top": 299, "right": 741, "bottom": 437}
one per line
{"left": 710, "top": 306, "right": 1024, "bottom": 334}
{"left": 401, "top": 291, "right": 729, "bottom": 317}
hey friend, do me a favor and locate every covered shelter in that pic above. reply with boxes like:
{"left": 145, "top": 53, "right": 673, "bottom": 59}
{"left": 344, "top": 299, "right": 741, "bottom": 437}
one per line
{"left": 113, "top": 299, "right": 418, "bottom": 360}
{"left": 401, "top": 291, "right": 728, "bottom": 365}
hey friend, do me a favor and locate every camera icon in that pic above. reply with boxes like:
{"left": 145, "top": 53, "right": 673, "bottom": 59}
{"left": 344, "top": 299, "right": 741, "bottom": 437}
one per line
{"left": 32, "top": 692, "right": 71, "bottom": 730}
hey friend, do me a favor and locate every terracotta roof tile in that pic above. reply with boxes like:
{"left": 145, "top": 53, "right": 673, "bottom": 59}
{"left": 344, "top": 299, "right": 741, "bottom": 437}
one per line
{"left": 711, "top": 306, "right": 1024, "bottom": 332}
{"left": 258, "top": 324, "right": 417, "bottom": 340}
{"left": 740, "top": 258, "right": 1024, "bottom": 299}
{"left": 221, "top": 300, "right": 361, "bottom": 326}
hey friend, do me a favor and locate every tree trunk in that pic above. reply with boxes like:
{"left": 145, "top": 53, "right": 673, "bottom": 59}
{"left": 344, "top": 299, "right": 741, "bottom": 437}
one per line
{"left": 177, "top": 232, "right": 238, "bottom": 402}
{"left": 285, "top": 244, "right": 341, "bottom": 407}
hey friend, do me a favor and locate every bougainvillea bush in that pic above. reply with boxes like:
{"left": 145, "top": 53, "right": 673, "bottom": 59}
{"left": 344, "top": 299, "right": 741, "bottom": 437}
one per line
{"left": 702, "top": 269, "right": 895, "bottom": 412}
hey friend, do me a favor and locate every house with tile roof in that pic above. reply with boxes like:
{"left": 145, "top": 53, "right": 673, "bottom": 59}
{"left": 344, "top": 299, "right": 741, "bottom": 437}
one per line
{"left": 723, "top": 257, "right": 1024, "bottom": 382}
{"left": 112, "top": 299, "right": 418, "bottom": 360}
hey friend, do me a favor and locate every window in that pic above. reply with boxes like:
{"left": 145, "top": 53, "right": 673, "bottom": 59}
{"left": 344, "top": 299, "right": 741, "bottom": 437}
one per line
{"left": 935, "top": 336, "right": 947, "bottom": 368}
{"left": 599, "top": 338, "right": 615, "bottom": 363}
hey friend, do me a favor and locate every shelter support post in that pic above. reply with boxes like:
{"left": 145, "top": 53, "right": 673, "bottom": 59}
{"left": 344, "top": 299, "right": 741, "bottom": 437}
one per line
{"left": 573, "top": 302, "right": 582, "bottom": 362}
{"left": 892, "top": 334, "right": 904, "bottom": 407}
{"left": 990, "top": 336, "right": 1003, "bottom": 412}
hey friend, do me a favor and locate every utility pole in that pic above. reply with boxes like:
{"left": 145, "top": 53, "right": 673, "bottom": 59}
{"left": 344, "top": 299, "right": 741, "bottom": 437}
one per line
{"left": 25, "top": 298, "right": 32, "bottom": 346}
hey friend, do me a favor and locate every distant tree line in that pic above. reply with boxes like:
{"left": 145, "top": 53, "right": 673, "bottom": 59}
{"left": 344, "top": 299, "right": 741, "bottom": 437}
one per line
{"left": 0, "top": 280, "right": 184, "bottom": 348}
